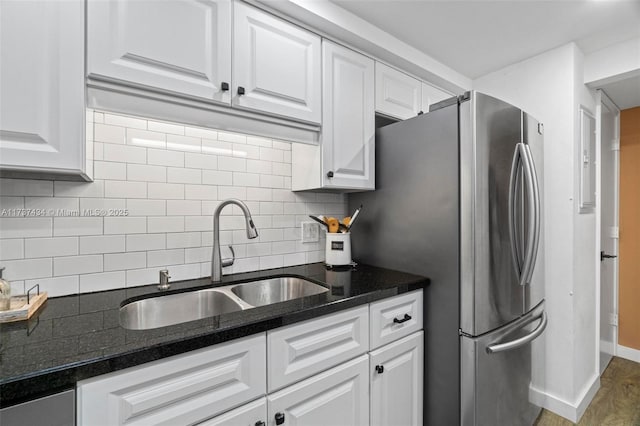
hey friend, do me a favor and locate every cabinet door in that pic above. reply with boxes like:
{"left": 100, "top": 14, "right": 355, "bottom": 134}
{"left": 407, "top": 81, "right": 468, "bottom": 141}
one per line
{"left": 268, "top": 355, "right": 369, "bottom": 426}
{"left": 322, "top": 41, "right": 375, "bottom": 190}
{"left": 77, "top": 334, "right": 266, "bottom": 426}
{"left": 375, "top": 62, "right": 422, "bottom": 120}
{"left": 87, "top": 0, "right": 231, "bottom": 104}
{"left": 233, "top": 2, "right": 321, "bottom": 124}
{"left": 421, "top": 82, "right": 452, "bottom": 112}
{"left": 0, "top": 0, "right": 86, "bottom": 177}
{"left": 370, "top": 331, "right": 424, "bottom": 426}
{"left": 198, "top": 397, "right": 267, "bottom": 426}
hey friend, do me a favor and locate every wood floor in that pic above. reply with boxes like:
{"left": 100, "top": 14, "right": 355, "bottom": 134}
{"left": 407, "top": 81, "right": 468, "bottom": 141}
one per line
{"left": 535, "top": 357, "right": 640, "bottom": 426}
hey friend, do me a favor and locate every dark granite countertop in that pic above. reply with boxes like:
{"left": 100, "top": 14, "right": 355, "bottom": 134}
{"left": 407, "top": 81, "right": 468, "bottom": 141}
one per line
{"left": 0, "top": 262, "right": 428, "bottom": 407}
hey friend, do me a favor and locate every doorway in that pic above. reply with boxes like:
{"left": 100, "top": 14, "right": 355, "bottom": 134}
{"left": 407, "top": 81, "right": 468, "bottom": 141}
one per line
{"left": 597, "top": 89, "right": 620, "bottom": 373}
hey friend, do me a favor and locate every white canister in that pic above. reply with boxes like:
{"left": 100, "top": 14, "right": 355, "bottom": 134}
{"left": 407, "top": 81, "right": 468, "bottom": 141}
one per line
{"left": 325, "top": 232, "right": 352, "bottom": 266}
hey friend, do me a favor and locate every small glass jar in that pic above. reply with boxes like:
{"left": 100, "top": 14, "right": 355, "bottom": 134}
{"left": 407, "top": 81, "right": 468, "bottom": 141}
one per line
{"left": 0, "top": 267, "right": 11, "bottom": 311}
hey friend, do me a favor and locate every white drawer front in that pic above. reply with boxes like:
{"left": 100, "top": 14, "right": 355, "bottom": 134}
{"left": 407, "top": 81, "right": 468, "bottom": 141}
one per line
{"left": 77, "top": 334, "right": 266, "bottom": 426}
{"left": 267, "top": 305, "right": 369, "bottom": 392}
{"left": 198, "top": 397, "right": 267, "bottom": 426}
{"left": 370, "top": 290, "right": 423, "bottom": 350}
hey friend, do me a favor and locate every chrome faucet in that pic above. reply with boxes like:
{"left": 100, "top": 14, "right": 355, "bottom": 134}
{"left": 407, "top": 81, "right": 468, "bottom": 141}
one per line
{"left": 158, "top": 269, "right": 171, "bottom": 291}
{"left": 211, "top": 199, "right": 258, "bottom": 282}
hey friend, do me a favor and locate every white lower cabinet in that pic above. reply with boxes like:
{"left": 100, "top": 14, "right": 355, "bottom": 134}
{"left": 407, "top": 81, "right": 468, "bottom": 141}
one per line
{"left": 198, "top": 397, "right": 267, "bottom": 426}
{"left": 370, "top": 331, "right": 424, "bottom": 426}
{"left": 268, "top": 355, "right": 370, "bottom": 426}
{"left": 77, "top": 334, "right": 266, "bottom": 426}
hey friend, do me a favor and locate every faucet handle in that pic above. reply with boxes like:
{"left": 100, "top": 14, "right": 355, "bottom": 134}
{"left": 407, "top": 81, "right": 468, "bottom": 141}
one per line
{"left": 221, "top": 245, "right": 235, "bottom": 268}
{"left": 158, "top": 269, "right": 171, "bottom": 291}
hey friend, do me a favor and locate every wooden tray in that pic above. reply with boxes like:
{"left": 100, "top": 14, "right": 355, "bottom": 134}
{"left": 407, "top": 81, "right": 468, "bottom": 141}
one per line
{"left": 0, "top": 285, "right": 47, "bottom": 323}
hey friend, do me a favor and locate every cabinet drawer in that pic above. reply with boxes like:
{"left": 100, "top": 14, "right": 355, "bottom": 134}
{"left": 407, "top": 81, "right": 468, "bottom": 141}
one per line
{"left": 198, "top": 397, "right": 267, "bottom": 426}
{"left": 268, "top": 355, "right": 370, "bottom": 426}
{"left": 370, "top": 290, "right": 423, "bottom": 349}
{"left": 77, "top": 334, "right": 266, "bottom": 426}
{"left": 267, "top": 305, "right": 369, "bottom": 392}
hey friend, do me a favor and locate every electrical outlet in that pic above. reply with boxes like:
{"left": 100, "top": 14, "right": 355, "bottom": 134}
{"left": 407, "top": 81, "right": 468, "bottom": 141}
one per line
{"left": 301, "top": 222, "right": 319, "bottom": 243}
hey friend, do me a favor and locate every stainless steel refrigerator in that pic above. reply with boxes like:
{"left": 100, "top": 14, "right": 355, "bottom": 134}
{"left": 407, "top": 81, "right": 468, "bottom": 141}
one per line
{"left": 349, "top": 91, "right": 546, "bottom": 425}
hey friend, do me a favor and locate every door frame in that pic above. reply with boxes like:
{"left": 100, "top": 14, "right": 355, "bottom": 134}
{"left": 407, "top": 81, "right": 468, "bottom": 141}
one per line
{"left": 595, "top": 88, "right": 621, "bottom": 372}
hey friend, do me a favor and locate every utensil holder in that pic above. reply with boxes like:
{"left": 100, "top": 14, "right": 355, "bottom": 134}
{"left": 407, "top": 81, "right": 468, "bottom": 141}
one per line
{"left": 325, "top": 232, "right": 352, "bottom": 266}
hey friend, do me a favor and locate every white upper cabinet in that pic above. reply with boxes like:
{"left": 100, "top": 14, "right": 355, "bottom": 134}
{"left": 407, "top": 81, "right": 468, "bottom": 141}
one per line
{"left": 321, "top": 40, "right": 375, "bottom": 190}
{"left": 0, "top": 0, "right": 87, "bottom": 179}
{"left": 421, "top": 82, "right": 452, "bottom": 112}
{"left": 233, "top": 2, "right": 321, "bottom": 124}
{"left": 375, "top": 62, "right": 422, "bottom": 120}
{"left": 87, "top": 0, "right": 232, "bottom": 104}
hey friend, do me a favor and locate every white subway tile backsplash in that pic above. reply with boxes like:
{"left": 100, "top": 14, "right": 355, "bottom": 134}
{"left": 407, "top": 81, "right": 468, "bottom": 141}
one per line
{"left": 126, "top": 199, "right": 166, "bottom": 216}
{"left": 0, "top": 179, "right": 53, "bottom": 196}
{"left": 54, "top": 180, "right": 105, "bottom": 198}
{"left": 104, "top": 252, "right": 146, "bottom": 271}
{"left": 54, "top": 255, "right": 102, "bottom": 276}
{"left": 0, "top": 239, "right": 24, "bottom": 260}
{"left": 80, "top": 271, "right": 125, "bottom": 293}
{"left": 104, "top": 217, "right": 146, "bottom": 234}
{"left": 94, "top": 161, "right": 127, "bottom": 180}
{"left": 104, "top": 112, "right": 146, "bottom": 129}
{"left": 148, "top": 183, "right": 184, "bottom": 200}
{"left": 27, "top": 275, "right": 79, "bottom": 297}
{"left": 80, "top": 235, "right": 125, "bottom": 254}
{"left": 147, "top": 216, "right": 184, "bottom": 233}
{"left": 104, "top": 143, "right": 147, "bottom": 164}
{"left": 126, "top": 233, "right": 165, "bottom": 252}
{"left": 25, "top": 237, "right": 78, "bottom": 258}
{"left": 94, "top": 123, "right": 125, "bottom": 144}
{"left": 0, "top": 109, "right": 343, "bottom": 296}
{"left": 147, "top": 249, "right": 185, "bottom": 267}
{"left": 127, "top": 164, "right": 167, "bottom": 183}
{"left": 104, "top": 181, "right": 147, "bottom": 199}
{"left": 148, "top": 148, "right": 184, "bottom": 167}
{"left": 168, "top": 167, "right": 202, "bottom": 184}
{"left": 0, "top": 218, "right": 51, "bottom": 238}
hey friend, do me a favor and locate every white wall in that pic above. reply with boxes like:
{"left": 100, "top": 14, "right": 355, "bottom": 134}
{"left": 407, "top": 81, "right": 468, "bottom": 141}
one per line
{"left": 0, "top": 110, "right": 346, "bottom": 297}
{"left": 473, "top": 42, "right": 598, "bottom": 422}
{"left": 584, "top": 36, "right": 640, "bottom": 86}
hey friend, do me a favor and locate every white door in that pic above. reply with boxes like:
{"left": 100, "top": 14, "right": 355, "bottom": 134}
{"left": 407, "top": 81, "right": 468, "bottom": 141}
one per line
{"left": 87, "top": 0, "right": 232, "bottom": 104}
{"left": 0, "top": 0, "right": 86, "bottom": 177}
{"left": 198, "top": 397, "right": 267, "bottom": 426}
{"left": 322, "top": 41, "right": 375, "bottom": 190}
{"left": 421, "top": 82, "right": 452, "bottom": 112}
{"left": 233, "top": 2, "right": 321, "bottom": 124}
{"left": 370, "top": 331, "right": 423, "bottom": 426}
{"left": 375, "top": 62, "right": 422, "bottom": 120}
{"left": 267, "top": 355, "right": 369, "bottom": 426}
{"left": 598, "top": 91, "right": 620, "bottom": 373}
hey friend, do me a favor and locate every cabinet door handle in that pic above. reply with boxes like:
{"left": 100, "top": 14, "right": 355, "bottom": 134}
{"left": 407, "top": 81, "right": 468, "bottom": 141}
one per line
{"left": 375, "top": 365, "right": 384, "bottom": 374}
{"left": 275, "top": 412, "right": 285, "bottom": 425}
{"left": 221, "top": 82, "right": 229, "bottom": 91}
{"left": 255, "top": 422, "right": 266, "bottom": 426}
{"left": 238, "top": 86, "right": 246, "bottom": 95}
{"left": 393, "top": 313, "right": 412, "bottom": 324}
{"left": 417, "top": 110, "right": 424, "bottom": 115}
{"left": 327, "top": 171, "right": 334, "bottom": 178}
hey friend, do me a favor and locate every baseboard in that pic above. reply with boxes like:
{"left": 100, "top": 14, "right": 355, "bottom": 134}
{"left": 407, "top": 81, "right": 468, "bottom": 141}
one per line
{"left": 600, "top": 339, "right": 615, "bottom": 356}
{"left": 617, "top": 344, "right": 640, "bottom": 363}
{"left": 529, "top": 374, "right": 600, "bottom": 423}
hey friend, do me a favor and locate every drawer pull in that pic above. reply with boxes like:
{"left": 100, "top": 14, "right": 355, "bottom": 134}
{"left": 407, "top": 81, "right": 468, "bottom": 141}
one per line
{"left": 255, "top": 422, "right": 266, "bottom": 426}
{"left": 375, "top": 365, "right": 384, "bottom": 374}
{"left": 275, "top": 412, "right": 285, "bottom": 425}
{"left": 393, "top": 314, "right": 412, "bottom": 324}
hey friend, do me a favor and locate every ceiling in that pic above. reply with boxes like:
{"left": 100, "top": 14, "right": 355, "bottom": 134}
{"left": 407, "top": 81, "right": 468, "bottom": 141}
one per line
{"left": 599, "top": 74, "right": 640, "bottom": 110}
{"left": 331, "top": 0, "right": 640, "bottom": 108}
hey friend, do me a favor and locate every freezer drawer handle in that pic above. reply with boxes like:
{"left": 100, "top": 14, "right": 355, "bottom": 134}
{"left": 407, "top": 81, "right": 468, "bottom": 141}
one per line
{"left": 486, "top": 312, "right": 547, "bottom": 354}
{"left": 393, "top": 314, "right": 412, "bottom": 324}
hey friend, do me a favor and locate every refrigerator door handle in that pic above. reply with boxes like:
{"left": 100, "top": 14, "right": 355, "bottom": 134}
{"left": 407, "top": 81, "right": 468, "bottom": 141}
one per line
{"left": 486, "top": 311, "right": 547, "bottom": 354}
{"left": 518, "top": 143, "right": 537, "bottom": 286}
{"left": 522, "top": 144, "right": 541, "bottom": 285}
{"left": 508, "top": 144, "right": 523, "bottom": 277}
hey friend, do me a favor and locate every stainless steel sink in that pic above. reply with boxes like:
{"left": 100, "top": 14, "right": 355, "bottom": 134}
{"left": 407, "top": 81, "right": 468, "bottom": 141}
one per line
{"left": 119, "top": 289, "right": 247, "bottom": 330}
{"left": 119, "top": 276, "right": 329, "bottom": 330}
{"left": 230, "top": 277, "right": 329, "bottom": 307}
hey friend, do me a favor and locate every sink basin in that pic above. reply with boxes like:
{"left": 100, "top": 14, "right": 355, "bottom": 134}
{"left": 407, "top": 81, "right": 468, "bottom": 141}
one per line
{"left": 120, "top": 289, "right": 245, "bottom": 330}
{"left": 119, "top": 276, "right": 329, "bottom": 330}
{"left": 231, "top": 277, "right": 328, "bottom": 307}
